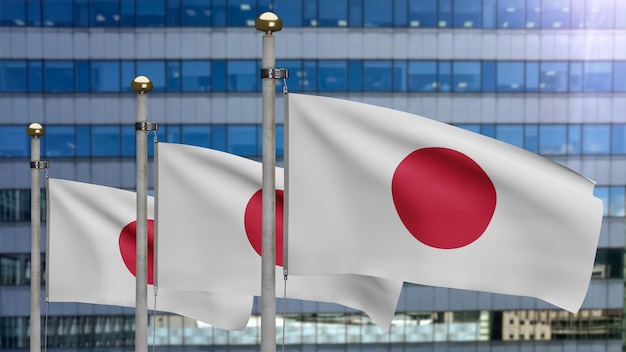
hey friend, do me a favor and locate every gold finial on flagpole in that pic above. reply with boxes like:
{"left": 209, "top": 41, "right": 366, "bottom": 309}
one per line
{"left": 27, "top": 122, "right": 45, "bottom": 137}
{"left": 131, "top": 75, "right": 153, "bottom": 94}
{"left": 255, "top": 12, "right": 282, "bottom": 34}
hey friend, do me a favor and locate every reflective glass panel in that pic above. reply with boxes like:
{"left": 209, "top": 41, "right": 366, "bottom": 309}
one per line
{"left": 90, "top": 0, "right": 120, "bottom": 26}
{"left": 438, "top": 61, "right": 451, "bottom": 91}
{"left": 29, "top": 61, "right": 43, "bottom": 92}
{"left": 211, "top": 60, "right": 226, "bottom": 91}
{"left": 609, "top": 187, "right": 625, "bottom": 217}
{"left": 345, "top": 60, "right": 362, "bottom": 91}
{"left": 540, "top": 62, "right": 568, "bottom": 92}
{"left": 302, "top": 0, "right": 316, "bottom": 26}
{"left": 181, "top": 0, "right": 212, "bottom": 26}
{"left": 91, "top": 61, "right": 120, "bottom": 92}
{"left": 452, "top": 61, "right": 480, "bottom": 92}
{"left": 227, "top": 125, "right": 256, "bottom": 156}
{"left": 44, "top": 61, "right": 74, "bottom": 92}
{"left": 526, "top": 0, "right": 540, "bottom": 28}
{"left": 1, "top": 0, "right": 26, "bottom": 26}
{"left": 569, "top": 62, "right": 583, "bottom": 92}
{"left": 482, "top": 61, "right": 496, "bottom": 91}
{"left": 319, "top": 0, "right": 348, "bottom": 26}
{"left": 120, "top": 61, "right": 135, "bottom": 92}
{"left": 582, "top": 125, "right": 610, "bottom": 154}
{"left": 495, "top": 124, "right": 524, "bottom": 148}
{"left": 182, "top": 60, "right": 211, "bottom": 92}
{"left": 75, "top": 61, "right": 90, "bottom": 92}
{"left": 212, "top": 0, "right": 226, "bottom": 26}
{"left": 363, "top": 61, "right": 392, "bottom": 91}
{"left": 42, "top": 0, "right": 73, "bottom": 26}
{"left": 568, "top": 125, "right": 582, "bottom": 154}
{"left": 394, "top": 0, "right": 408, "bottom": 27}
{"left": 408, "top": 61, "right": 437, "bottom": 91}
{"left": 318, "top": 61, "right": 347, "bottom": 91}
{"left": 45, "top": 125, "right": 76, "bottom": 157}
{"left": 166, "top": 0, "right": 181, "bottom": 26}
{"left": 393, "top": 61, "right": 407, "bottom": 91}
{"left": 439, "top": 0, "right": 452, "bottom": 27}
{"left": 0, "top": 126, "right": 28, "bottom": 156}
{"left": 301, "top": 60, "right": 317, "bottom": 92}
{"left": 453, "top": 0, "right": 481, "bottom": 28}
{"left": 524, "top": 125, "right": 538, "bottom": 152}
{"left": 0, "top": 61, "right": 27, "bottom": 91}
{"left": 348, "top": 0, "right": 362, "bottom": 26}
{"left": 211, "top": 124, "right": 226, "bottom": 151}
{"left": 408, "top": 0, "right": 437, "bottom": 27}
{"left": 497, "top": 0, "right": 525, "bottom": 28}
{"left": 586, "top": 0, "right": 614, "bottom": 28}
{"left": 75, "top": 125, "right": 90, "bottom": 156}
{"left": 164, "top": 124, "right": 181, "bottom": 143}
{"left": 120, "top": 0, "right": 134, "bottom": 25}
{"left": 136, "top": 0, "right": 166, "bottom": 26}
{"left": 541, "top": 0, "right": 569, "bottom": 29}
{"left": 482, "top": 0, "right": 496, "bottom": 28}
{"left": 613, "top": 62, "right": 626, "bottom": 92}
{"left": 611, "top": 124, "right": 626, "bottom": 154}
{"left": 27, "top": 0, "right": 42, "bottom": 26}
{"left": 227, "top": 0, "right": 256, "bottom": 26}
{"left": 497, "top": 62, "right": 524, "bottom": 92}
{"left": 525, "top": 61, "right": 539, "bottom": 92}
{"left": 481, "top": 124, "right": 495, "bottom": 138}
{"left": 364, "top": 0, "right": 392, "bottom": 27}
{"left": 121, "top": 125, "right": 134, "bottom": 157}
{"left": 584, "top": 62, "right": 612, "bottom": 92}
{"left": 181, "top": 125, "right": 211, "bottom": 148}
{"left": 227, "top": 61, "right": 255, "bottom": 91}
{"left": 91, "top": 125, "right": 121, "bottom": 156}
{"left": 539, "top": 125, "right": 567, "bottom": 155}
{"left": 166, "top": 61, "right": 181, "bottom": 91}
{"left": 273, "top": 0, "right": 302, "bottom": 27}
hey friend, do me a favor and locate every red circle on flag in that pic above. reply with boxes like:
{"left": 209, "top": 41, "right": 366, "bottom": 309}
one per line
{"left": 244, "top": 189, "right": 284, "bottom": 267}
{"left": 391, "top": 147, "right": 496, "bottom": 249}
{"left": 119, "top": 219, "right": 155, "bottom": 284}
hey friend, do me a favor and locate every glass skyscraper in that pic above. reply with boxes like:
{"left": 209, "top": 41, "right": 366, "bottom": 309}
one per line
{"left": 1, "top": 0, "right": 625, "bottom": 350}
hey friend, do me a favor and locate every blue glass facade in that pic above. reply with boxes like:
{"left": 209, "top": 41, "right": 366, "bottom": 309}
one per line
{"left": 3, "top": 59, "right": 626, "bottom": 93}
{"left": 1, "top": 0, "right": 625, "bottom": 351}
{"left": 2, "top": 0, "right": 626, "bottom": 29}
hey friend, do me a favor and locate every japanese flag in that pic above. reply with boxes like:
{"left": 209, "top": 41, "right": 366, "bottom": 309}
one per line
{"left": 47, "top": 178, "right": 252, "bottom": 331}
{"left": 286, "top": 93, "right": 603, "bottom": 313}
{"left": 156, "top": 142, "right": 403, "bottom": 331}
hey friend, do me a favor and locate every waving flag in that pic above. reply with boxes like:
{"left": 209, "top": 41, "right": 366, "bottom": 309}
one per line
{"left": 286, "top": 93, "right": 603, "bottom": 313}
{"left": 47, "top": 178, "right": 252, "bottom": 331}
{"left": 156, "top": 142, "right": 403, "bottom": 331}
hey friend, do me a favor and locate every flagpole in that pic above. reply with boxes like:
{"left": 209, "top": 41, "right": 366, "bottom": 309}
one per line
{"left": 131, "top": 76, "right": 153, "bottom": 352}
{"left": 27, "top": 123, "right": 46, "bottom": 352}
{"left": 256, "top": 12, "right": 282, "bottom": 352}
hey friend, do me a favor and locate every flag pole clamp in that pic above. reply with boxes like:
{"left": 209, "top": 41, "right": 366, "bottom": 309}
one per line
{"left": 135, "top": 122, "right": 159, "bottom": 131}
{"left": 30, "top": 161, "right": 48, "bottom": 169}
{"left": 260, "top": 68, "right": 289, "bottom": 79}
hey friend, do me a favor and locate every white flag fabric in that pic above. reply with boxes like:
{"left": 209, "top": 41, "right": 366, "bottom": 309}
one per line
{"left": 286, "top": 93, "right": 603, "bottom": 313}
{"left": 47, "top": 178, "right": 252, "bottom": 331}
{"left": 157, "top": 142, "right": 403, "bottom": 330}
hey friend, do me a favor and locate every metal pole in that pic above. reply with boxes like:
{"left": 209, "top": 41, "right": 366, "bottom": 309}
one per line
{"left": 131, "top": 76, "right": 153, "bottom": 352}
{"left": 28, "top": 123, "right": 45, "bottom": 352}
{"left": 255, "top": 12, "right": 282, "bottom": 352}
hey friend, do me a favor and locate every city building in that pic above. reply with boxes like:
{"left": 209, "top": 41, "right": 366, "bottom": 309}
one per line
{"left": 0, "top": 0, "right": 624, "bottom": 350}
